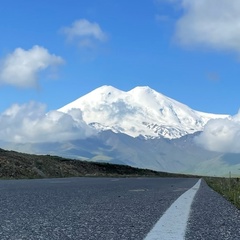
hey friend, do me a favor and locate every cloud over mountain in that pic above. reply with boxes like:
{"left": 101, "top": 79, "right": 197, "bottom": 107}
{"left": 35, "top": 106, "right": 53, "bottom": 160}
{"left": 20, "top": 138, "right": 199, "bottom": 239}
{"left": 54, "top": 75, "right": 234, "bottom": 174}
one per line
{"left": 0, "top": 102, "right": 96, "bottom": 144}
{"left": 195, "top": 113, "right": 240, "bottom": 153}
{"left": 0, "top": 85, "right": 238, "bottom": 176}
{"left": 0, "top": 45, "right": 64, "bottom": 88}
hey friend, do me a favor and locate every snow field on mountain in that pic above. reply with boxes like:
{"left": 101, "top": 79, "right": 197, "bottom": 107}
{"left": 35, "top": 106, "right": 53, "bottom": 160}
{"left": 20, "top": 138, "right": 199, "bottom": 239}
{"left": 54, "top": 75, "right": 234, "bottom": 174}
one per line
{"left": 58, "top": 85, "right": 228, "bottom": 139}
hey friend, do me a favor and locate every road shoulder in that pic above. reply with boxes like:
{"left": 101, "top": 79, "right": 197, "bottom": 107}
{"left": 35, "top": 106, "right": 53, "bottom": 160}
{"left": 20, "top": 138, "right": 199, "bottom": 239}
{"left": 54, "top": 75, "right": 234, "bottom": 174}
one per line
{"left": 185, "top": 180, "right": 240, "bottom": 240}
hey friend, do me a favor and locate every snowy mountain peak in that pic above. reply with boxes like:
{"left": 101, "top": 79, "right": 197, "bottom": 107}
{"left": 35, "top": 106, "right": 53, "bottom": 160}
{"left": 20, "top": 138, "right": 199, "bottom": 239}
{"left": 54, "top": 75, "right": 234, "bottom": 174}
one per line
{"left": 80, "top": 85, "right": 123, "bottom": 102}
{"left": 129, "top": 85, "right": 154, "bottom": 93}
{"left": 92, "top": 85, "right": 122, "bottom": 94}
{"left": 58, "top": 85, "right": 228, "bottom": 139}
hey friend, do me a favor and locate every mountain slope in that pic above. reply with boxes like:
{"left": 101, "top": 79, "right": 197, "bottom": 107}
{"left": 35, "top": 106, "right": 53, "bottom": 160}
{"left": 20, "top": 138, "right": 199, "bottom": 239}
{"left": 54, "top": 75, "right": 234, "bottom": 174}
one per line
{"left": 58, "top": 85, "right": 228, "bottom": 139}
{"left": 0, "top": 148, "right": 181, "bottom": 179}
{"left": 10, "top": 129, "right": 240, "bottom": 176}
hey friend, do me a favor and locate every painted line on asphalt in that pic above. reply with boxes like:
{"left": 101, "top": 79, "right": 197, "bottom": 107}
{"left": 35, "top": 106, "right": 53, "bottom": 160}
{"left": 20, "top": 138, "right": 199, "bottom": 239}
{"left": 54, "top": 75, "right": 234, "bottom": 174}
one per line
{"left": 144, "top": 179, "right": 201, "bottom": 240}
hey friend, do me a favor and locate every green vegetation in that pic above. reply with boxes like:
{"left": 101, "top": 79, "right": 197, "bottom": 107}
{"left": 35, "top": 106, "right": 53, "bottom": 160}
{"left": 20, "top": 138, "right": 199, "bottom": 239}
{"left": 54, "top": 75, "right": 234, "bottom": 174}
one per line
{"left": 205, "top": 176, "right": 240, "bottom": 209}
{"left": 0, "top": 148, "right": 193, "bottom": 179}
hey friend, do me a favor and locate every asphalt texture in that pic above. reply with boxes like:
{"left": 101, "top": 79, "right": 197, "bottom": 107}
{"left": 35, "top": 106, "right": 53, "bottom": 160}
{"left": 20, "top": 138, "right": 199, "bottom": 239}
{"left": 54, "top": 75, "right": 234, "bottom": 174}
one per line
{"left": 186, "top": 179, "right": 240, "bottom": 240}
{"left": 1, "top": 177, "right": 239, "bottom": 240}
{"left": 0, "top": 177, "right": 198, "bottom": 240}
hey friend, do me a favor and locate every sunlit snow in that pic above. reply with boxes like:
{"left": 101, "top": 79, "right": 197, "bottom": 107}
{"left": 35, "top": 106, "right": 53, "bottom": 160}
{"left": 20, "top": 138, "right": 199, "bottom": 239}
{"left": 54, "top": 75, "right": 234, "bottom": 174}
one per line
{"left": 58, "top": 85, "right": 228, "bottom": 139}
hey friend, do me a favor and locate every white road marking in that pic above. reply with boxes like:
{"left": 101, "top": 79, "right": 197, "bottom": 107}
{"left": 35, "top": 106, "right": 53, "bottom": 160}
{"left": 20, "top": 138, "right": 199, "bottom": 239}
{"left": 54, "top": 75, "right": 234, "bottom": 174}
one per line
{"left": 144, "top": 179, "right": 201, "bottom": 240}
{"left": 129, "top": 189, "right": 148, "bottom": 192}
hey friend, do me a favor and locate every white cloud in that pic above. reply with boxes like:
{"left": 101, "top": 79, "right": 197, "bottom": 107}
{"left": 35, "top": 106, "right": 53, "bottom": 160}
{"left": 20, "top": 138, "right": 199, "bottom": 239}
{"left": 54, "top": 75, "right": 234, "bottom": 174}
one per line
{"left": 0, "top": 102, "right": 96, "bottom": 144}
{"left": 195, "top": 113, "right": 240, "bottom": 153}
{"left": 61, "top": 19, "right": 108, "bottom": 48}
{"left": 171, "top": 0, "right": 240, "bottom": 52}
{"left": 0, "top": 45, "right": 64, "bottom": 88}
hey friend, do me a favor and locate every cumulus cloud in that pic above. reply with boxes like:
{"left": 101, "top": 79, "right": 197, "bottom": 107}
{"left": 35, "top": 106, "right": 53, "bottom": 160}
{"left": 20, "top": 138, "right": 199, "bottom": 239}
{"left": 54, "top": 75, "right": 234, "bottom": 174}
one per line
{"left": 0, "top": 102, "right": 96, "bottom": 144}
{"left": 195, "top": 113, "right": 240, "bottom": 153}
{"left": 61, "top": 19, "right": 108, "bottom": 48}
{"left": 0, "top": 45, "right": 64, "bottom": 88}
{"left": 166, "top": 0, "right": 240, "bottom": 53}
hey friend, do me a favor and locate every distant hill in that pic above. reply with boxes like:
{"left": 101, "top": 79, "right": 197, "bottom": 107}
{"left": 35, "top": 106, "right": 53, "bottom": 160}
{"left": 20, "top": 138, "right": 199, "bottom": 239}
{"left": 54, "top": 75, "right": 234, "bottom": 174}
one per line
{"left": 0, "top": 148, "right": 192, "bottom": 179}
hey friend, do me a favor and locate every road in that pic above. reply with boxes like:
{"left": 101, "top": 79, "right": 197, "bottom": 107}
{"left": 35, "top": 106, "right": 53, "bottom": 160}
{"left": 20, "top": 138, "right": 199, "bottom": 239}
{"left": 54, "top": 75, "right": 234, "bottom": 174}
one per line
{"left": 0, "top": 177, "right": 239, "bottom": 239}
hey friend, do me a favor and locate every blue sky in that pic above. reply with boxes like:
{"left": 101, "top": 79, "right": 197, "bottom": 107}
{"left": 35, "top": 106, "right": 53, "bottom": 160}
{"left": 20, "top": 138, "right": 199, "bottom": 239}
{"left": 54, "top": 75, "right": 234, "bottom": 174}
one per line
{"left": 1, "top": 0, "right": 240, "bottom": 115}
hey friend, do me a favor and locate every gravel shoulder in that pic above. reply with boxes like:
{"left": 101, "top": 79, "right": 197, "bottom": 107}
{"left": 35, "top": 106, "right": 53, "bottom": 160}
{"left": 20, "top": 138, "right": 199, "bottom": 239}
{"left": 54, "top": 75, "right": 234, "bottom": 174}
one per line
{"left": 186, "top": 179, "right": 240, "bottom": 240}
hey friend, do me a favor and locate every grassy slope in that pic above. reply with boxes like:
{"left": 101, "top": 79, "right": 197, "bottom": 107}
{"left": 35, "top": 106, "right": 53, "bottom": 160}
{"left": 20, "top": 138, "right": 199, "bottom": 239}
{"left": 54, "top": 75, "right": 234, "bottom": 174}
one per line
{"left": 205, "top": 177, "right": 240, "bottom": 209}
{"left": 0, "top": 148, "right": 192, "bottom": 179}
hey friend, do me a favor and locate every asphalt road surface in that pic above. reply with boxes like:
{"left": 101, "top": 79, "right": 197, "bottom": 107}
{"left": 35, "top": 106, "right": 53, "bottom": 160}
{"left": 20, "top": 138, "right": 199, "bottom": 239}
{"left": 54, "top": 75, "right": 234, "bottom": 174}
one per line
{"left": 0, "top": 177, "right": 239, "bottom": 240}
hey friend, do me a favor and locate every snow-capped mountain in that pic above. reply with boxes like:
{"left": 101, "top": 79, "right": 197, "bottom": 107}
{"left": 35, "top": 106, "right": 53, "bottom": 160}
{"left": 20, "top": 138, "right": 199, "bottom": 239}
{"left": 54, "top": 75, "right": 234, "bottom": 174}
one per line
{"left": 58, "top": 85, "right": 228, "bottom": 139}
{"left": 7, "top": 85, "right": 235, "bottom": 177}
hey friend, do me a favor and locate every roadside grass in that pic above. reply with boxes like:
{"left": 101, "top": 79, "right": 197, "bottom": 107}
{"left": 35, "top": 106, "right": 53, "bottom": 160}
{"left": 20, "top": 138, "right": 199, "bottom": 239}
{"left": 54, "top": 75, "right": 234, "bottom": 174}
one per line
{"left": 205, "top": 177, "right": 240, "bottom": 209}
{"left": 0, "top": 148, "right": 197, "bottom": 179}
